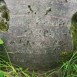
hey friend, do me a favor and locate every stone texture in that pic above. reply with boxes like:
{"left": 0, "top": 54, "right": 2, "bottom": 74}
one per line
{"left": 1, "top": 0, "right": 76, "bottom": 70}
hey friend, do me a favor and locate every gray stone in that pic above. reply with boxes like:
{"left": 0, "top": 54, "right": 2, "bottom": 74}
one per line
{"left": 1, "top": 0, "right": 76, "bottom": 70}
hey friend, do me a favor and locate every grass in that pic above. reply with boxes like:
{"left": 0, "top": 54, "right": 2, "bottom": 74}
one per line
{"left": 1, "top": 38, "right": 77, "bottom": 77}
{"left": 0, "top": 39, "right": 32, "bottom": 77}
{"left": 0, "top": 40, "right": 77, "bottom": 77}
{"left": 59, "top": 51, "right": 77, "bottom": 77}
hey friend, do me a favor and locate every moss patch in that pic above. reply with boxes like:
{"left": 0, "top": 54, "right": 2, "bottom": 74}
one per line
{"left": 0, "top": 19, "right": 9, "bottom": 31}
{"left": 0, "top": 2, "right": 10, "bottom": 32}
{"left": 71, "top": 12, "right": 77, "bottom": 50}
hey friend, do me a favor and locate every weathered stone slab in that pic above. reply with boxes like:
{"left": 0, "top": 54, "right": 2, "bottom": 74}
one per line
{"left": 1, "top": 0, "right": 77, "bottom": 70}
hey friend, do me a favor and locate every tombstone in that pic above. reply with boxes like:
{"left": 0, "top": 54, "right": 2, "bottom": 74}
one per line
{"left": 1, "top": 0, "right": 77, "bottom": 70}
